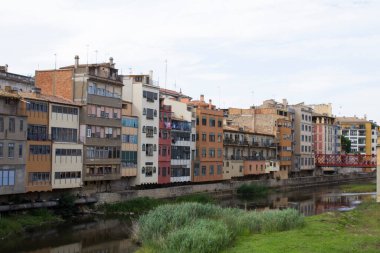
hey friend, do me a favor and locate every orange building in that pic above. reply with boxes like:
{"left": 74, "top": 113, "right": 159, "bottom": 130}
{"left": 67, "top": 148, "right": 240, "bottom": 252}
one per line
{"left": 188, "top": 95, "right": 223, "bottom": 182}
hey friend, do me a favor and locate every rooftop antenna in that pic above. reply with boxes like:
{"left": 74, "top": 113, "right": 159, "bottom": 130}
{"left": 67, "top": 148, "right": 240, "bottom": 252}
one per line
{"left": 86, "top": 44, "right": 89, "bottom": 65}
{"left": 218, "top": 85, "right": 221, "bottom": 109}
{"left": 54, "top": 53, "right": 57, "bottom": 70}
{"left": 95, "top": 50, "right": 98, "bottom": 64}
{"left": 164, "top": 59, "right": 167, "bottom": 91}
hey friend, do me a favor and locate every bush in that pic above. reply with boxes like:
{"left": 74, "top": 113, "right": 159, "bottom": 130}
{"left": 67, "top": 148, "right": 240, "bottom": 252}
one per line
{"left": 137, "top": 202, "right": 304, "bottom": 253}
{"left": 164, "top": 219, "right": 231, "bottom": 253}
{"left": 237, "top": 183, "right": 268, "bottom": 200}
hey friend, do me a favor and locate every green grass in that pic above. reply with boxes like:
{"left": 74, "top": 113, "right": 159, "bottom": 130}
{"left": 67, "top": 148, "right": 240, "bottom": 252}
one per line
{"left": 340, "top": 183, "right": 377, "bottom": 193}
{"left": 136, "top": 202, "right": 304, "bottom": 253}
{"left": 224, "top": 201, "right": 380, "bottom": 253}
{"left": 0, "top": 209, "right": 61, "bottom": 239}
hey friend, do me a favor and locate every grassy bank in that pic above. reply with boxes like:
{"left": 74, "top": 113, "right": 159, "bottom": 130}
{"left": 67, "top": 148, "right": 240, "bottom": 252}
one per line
{"left": 100, "top": 193, "right": 214, "bottom": 216}
{"left": 224, "top": 201, "right": 380, "bottom": 253}
{"left": 340, "top": 183, "right": 376, "bottom": 193}
{"left": 136, "top": 202, "right": 304, "bottom": 253}
{"left": 0, "top": 209, "right": 62, "bottom": 239}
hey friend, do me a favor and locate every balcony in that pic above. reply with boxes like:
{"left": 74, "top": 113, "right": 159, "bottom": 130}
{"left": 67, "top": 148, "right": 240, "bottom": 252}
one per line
{"left": 224, "top": 138, "right": 248, "bottom": 146}
{"left": 83, "top": 173, "right": 121, "bottom": 181}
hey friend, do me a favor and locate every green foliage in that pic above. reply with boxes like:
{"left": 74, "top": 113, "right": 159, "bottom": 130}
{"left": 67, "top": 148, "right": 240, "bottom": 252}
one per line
{"left": 236, "top": 183, "right": 269, "bottom": 200}
{"left": 0, "top": 209, "right": 60, "bottom": 239}
{"left": 164, "top": 219, "right": 231, "bottom": 253}
{"left": 57, "top": 193, "right": 77, "bottom": 217}
{"left": 341, "top": 135, "right": 351, "bottom": 153}
{"left": 224, "top": 201, "right": 380, "bottom": 253}
{"left": 340, "top": 183, "right": 376, "bottom": 193}
{"left": 138, "top": 202, "right": 304, "bottom": 253}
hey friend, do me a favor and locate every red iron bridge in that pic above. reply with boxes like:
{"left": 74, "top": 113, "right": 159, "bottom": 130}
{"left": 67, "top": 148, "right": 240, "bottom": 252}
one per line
{"left": 315, "top": 154, "right": 377, "bottom": 168}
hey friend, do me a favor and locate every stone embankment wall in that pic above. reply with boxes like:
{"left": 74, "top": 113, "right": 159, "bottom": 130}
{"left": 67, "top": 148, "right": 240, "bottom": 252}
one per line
{"left": 95, "top": 173, "right": 375, "bottom": 204}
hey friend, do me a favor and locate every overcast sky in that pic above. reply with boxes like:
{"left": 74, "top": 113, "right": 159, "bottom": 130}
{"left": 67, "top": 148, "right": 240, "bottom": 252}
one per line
{"left": 1, "top": 0, "right": 379, "bottom": 123}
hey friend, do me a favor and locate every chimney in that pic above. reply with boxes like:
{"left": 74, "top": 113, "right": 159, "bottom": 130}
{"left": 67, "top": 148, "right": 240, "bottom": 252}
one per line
{"left": 282, "top": 99, "right": 288, "bottom": 107}
{"left": 200, "top": 94, "right": 204, "bottom": 102}
{"left": 209, "top": 99, "right": 212, "bottom": 109}
{"left": 109, "top": 57, "right": 114, "bottom": 68}
{"left": 74, "top": 55, "right": 79, "bottom": 69}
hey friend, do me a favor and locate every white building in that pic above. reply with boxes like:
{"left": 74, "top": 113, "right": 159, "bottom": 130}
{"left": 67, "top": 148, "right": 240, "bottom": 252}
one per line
{"left": 50, "top": 102, "right": 83, "bottom": 189}
{"left": 290, "top": 103, "right": 315, "bottom": 176}
{"left": 122, "top": 72, "right": 159, "bottom": 185}
{"left": 163, "top": 99, "right": 195, "bottom": 183}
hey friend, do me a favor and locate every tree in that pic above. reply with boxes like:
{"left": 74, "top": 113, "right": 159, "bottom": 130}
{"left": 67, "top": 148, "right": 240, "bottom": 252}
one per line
{"left": 341, "top": 135, "right": 351, "bottom": 154}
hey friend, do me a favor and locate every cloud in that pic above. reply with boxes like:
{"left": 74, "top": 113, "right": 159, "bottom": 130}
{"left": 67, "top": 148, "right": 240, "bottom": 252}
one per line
{"left": 0, "top": 0, "right": 379, "bottom": 123}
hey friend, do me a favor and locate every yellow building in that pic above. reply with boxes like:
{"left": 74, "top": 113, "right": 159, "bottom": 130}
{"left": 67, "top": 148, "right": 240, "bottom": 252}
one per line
{"left": 337, "top": 117, "right": 377, "bottom": 156}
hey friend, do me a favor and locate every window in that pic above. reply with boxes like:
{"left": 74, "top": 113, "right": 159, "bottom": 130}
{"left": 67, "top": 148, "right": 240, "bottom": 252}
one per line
{"left": 29, "top": 172, "right": 50, "bottom": 182}
{"left": 201, "top": 166, "right": 206, "bottom": 176}
{"left": 26, "top": 101, "right": 48, "bottom": 112}
{"left": 20, "top": 120, "right": 24, "bottom": 131}
{"left": 52, "top": 127, "right": 78, "bottom": 142}
{"left": 18, "top": 144, "right": 22, "bottom": 158}
{"left": 27, "top": 125, "right": 47, "bottom": 141}
{"left": 209, "top": 148, "right": 215, "bottom": 158}
{"left": 171, "top": 146, "right": 190, "bottom": 160}
{"left": 8, "top": 143, "right": 14, "bottom": 158}
{"left": 121, "top": 151, "right": 137, "bottom": 167}
{"left": 217, "top": 148, "right": 222, "bottom": 158}
{"left": 217, "top": 165, "right": 222, "bottom": 175}
{"left": 202, "top": 117, "right": 207, "bottom": 126}
{"left": 196, "top": 117, "right": 199, "bottom": 125}
{"left": 29, "top": 145, "right": 51, "bottom": 155}
{"left": 146, "top": 108, "right": 154, "bottom": 119}
{"left": 146, "top": 144, "right": 154, "bottom": 156}
{"left": 202, "top": 148, "right": 207, "bottom": 158}
{"left": 209, "top": 133, "right": 215, "bottom": 142}
{"left": 0, "top": 143, "right": 3, "bottom": 158}
{"left": 143, "top": 91, "right": 158, "bottom": 102}
{"left": 56, "top": 149, "right": 82, "bottom": 156}
{"left": 218, "top": 120, "right": 222, "bottom": 127}
{"left": 0, "top": 170, "right": 15, "bottom": 186}
{"left": 209, "top": 118, "right": 215, "bottom": 127}
{"left": 122, "top": 117, "right": 138, "bottom": 128}
{"left": 209, "top": 165, "right": 214, "bottom": 175}
{"left": 52, "top": 105, "right": 79, "bottom": 115}
{"left": 8, "top": 118, "right": 15, "bottom": 133}
{"left": 202, "top": 133, "right": 207, "bottom": 141}
{"left": 194, "top": 165, "right": 199, "bottom": 176}
{"left": 0, "top": 117, "right": 3, "bottom": 132}
{"left": 218, "top": 133, "right": 222, "bottom": 142}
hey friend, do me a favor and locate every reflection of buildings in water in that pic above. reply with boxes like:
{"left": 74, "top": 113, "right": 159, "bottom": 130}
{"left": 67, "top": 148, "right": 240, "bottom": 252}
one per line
{"left": 51, "top": 243, "right": 81, "bottom": 253}
{"left": 271, "top": 197, "right": 288, "bottom": 209}
{"left": 289, "top": 199, "right": 315, "bottom": 216}
{"left": 26, "top": 239, "right": 137, "bottom": 253}
{"left": 82, "top": 239, "right": 137, "bottom": 253}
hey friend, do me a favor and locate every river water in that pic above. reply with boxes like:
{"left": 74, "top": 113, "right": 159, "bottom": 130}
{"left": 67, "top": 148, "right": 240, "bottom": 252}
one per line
{"left": 1, "top": 180, "right": 376, "bottom": 253}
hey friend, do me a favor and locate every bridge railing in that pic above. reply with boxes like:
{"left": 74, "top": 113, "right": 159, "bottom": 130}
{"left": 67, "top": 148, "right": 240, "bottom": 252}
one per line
{"left": 315, "top": 154, "right": 377, "bottom": 168}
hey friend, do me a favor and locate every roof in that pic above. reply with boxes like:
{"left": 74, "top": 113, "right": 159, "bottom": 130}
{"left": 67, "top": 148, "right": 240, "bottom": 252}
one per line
{"left": 60, "top": 62, "right": 116, "bottom": 70}
{"left": 18, "top": 92, "right": 80, "bottom": 106}
{"left": 336, "top": 117, "right": 369, "bottom": 124}
{"left": 223, "top": 125, "right": 275, "bottom": 136}
{"left": 312, "top": 112, "right": 335, "bottom": 118}
{"left": 160, "top": 88, "right": 192, "bottom": 99}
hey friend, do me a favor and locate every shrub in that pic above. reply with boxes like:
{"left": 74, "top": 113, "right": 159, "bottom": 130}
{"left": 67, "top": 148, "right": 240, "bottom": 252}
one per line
{"left": 237, "top": 183, "right": 268, "bottom": 200}
{"left": 164, "top": 219, "right": 232, "bottom": 253}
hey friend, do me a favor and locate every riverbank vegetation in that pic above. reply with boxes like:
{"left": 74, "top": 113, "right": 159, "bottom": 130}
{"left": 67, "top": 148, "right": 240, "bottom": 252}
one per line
{"left": 236, "top": 183, "right": 269, "bottom": 200}
{"left": 225, "top": 201, "right": 380, "bottom": 253}
{"left": 0, "top": 209, "right": 61, "bottom": 239}
{"left": 100, "top": 193, "right": 214, "bottom": 216}
{"left": 340, "top": 183, "right": 376, "bottom": 193}
{"left": 136, "top": 202, "right": 304, "bottom": 253}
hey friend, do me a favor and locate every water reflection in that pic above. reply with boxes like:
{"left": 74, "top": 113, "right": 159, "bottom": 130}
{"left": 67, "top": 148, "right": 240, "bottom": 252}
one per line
{"left": 221, "top": 183, "right": 376, "bottom": 216}
{"left": 1, "top": 182, "right": 376, "bottom": 253}
{"left": 2, "top": 218, "right": 138, "bottom": 253}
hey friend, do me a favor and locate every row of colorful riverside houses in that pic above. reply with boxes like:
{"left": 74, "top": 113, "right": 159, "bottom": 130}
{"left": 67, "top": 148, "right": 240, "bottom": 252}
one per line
{"left": 0, "top": 58, "right": 378, "bottom": 197}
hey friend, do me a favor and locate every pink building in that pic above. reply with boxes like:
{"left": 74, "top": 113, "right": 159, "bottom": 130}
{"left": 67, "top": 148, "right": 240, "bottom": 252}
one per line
{"left": 158, "top": 99, "right": 172, "bottom": 184}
